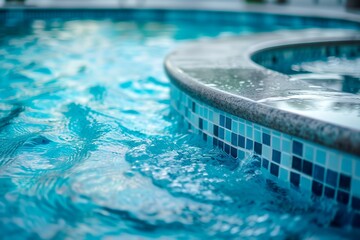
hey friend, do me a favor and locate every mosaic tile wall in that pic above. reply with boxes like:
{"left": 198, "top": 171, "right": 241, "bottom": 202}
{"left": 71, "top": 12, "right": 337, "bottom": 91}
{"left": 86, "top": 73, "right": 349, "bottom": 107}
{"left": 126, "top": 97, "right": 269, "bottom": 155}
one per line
{"left": 252, "top": 44, "right": 360, "bottom": 74}
{"left": 171, "top": 84, "right": 360, "bottom": 228}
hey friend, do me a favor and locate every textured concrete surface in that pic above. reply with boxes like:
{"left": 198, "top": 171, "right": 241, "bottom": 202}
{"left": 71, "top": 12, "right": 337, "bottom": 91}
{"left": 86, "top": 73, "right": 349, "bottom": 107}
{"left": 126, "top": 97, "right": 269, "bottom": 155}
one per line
{"left": 165, "top": 29, "right": 360, "bottom": 156}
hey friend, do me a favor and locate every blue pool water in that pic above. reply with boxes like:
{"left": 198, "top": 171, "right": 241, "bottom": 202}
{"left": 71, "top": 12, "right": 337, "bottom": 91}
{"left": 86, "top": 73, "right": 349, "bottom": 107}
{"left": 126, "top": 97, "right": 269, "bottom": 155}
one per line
{"left": 0, "top": 12, "right": 359, "bottom": 239}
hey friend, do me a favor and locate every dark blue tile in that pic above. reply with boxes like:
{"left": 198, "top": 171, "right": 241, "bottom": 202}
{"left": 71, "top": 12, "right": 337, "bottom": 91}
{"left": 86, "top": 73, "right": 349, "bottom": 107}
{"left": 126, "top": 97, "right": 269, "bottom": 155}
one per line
{"left": 213, "top": 125, "right": 219, "bottom": 137}
{"left": 313, "top": 165, "right": 325, "bottom": 182}
{"left": 326, "top": 169, "right": 338, "bottom": 187}
{"left": 290, "top": 172, "right": 300, "bottom": 187}
{"left": 202, "top": 133, "right": 207, "bottom": 142}
{"left": 231, "top": 133, "right": 237, "bottom": 146}
{"left": 352, "top": 213, "right": 360, "bottom": 228}
{"left": 218, "top": 140, "right": 224, "bottom": 149}
{"left": 292, "top": 140, "right": 303, "bottom": 157}
{"left": 262, "top": 158, "right": 269, "bottom": 169}
{"left": 272, "top": 149, "right": 281, "bottom": 164}
{"left": 192, "top": 102, "right": 196, "bottom": 112}
{"left": 270, "top": 163, "right": 279, "bottom": 177}
{"left": 199, "top": 118, "right": 203, "bottom": 130}
{"left": 352, "top": 196, "right": 360, "bottom": 211}
{"left": 238, "top": 135, "right": 245, "bottom": 148}
{"left": 337, "top": 190, "right": 349, "bottom": 205}
{"left": 225, "top": 117, "right": 231, "bottom": 130}
{"left": 224, "top": 144, "right": 230, "bottom": 154}
{"left": 324, "top": 187, "right": 335, "bottom": 199}
{"left": 339, "top": 174, "right": 351, "bottom": 191}
{"left": 262, "top": 133, "right": 270, "bottom": 146}
{"left": 246, "top": 139, "right": 253, "bottom": 150}
{"left": 220, "top": 115, "right": 225, "bottom": 127}
{"left": 213, "top": 137, "right": 218, "bottom": 147}
{"left": 219, "top": 127, "right": 225, "bottom": 140}
{"left": 254, "top": 142, "right": 262, "bottom": 155}
{"left": 292, "top": 156, "right": 302, "bottom": 172}
{"left": 302, "top": 160, "right": 313, "bottom": 176}
{"left": 231, "top": 147, "right": 237, "bottom": 158}
{"left": 312, "top": 181, "right": 323, "bottom": 196}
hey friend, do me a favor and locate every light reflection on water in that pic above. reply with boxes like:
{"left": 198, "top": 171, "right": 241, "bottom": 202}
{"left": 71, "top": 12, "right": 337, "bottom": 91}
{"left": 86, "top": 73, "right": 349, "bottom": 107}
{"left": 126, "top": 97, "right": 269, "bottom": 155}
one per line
{"left": 0, "top": 18, "right": 358, "bottom": 239}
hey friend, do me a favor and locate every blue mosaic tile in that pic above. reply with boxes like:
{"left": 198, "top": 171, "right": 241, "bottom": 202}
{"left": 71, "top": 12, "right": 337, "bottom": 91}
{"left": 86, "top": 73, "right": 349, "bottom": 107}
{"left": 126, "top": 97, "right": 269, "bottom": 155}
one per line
{"left": 219, "top": 127, "right": 225, "bottom": 140}
{"left": 225, "top": 117, "right": 231, "bottom": 130}
{"left": 352, "top": 196, "right": 360, "bottom": 210}
{"left": 327, "top": 153, "right": 340, "bottom": 171}
{"left": 290, "top": 172, "right": 300, "bottom": 187}
{"left": 246, "top": 125, "right": 253, "bottom": 138}
{"left": 315, "top": 149, "right": 327, "bottom": 166}
{"left": 270, "top": 163, "right": 280, "bottom": 177}
{"left": 220, "top": 114, "right": 225, "bottom": 127}
{"left": 312, "top": 180, "right": 323, "bottom": 196}
{"left": 239, "top": 123, "right": 245, "bottom": 135}
{"left": 213, "top": 137, "right": 218, "bottom": 147}
{"left": 272, "top": 136, "right": 281, "bottom": 151}
{"left": 199, "top": 118, "right": 203, "bottom": 130}
{"left": 326, "top": 169, "right": 338, "bottom": 188}
{"left": 192, "top": 101, "right": 196, "bottom": 112}
{"left": 263, "top": 133, "right": 271, "bottom": 146}
{"left": 231, "top": 146, "right": 237, "bottom": 158}
{"left": 171, "top": 85, "right": 360, "bottom": 216}
{"left": 352, "top": 178, "right": 360, "bottom": 197}
{"left": 337, "top": 190, "right": 349, "bottom": 205}
{"left": 263, "top": 145, "right": 271, "bottom": 160}
{"left": 341, "top": 155, "right": 352, "bottom": 175}
{"left": 313, "top": 164, "right": 325, "bottom": 182}
{"left": 292, "top": 156, "right": 302, "bottom": 172}
{"left": 292, "top": 140, "right": 303, "bottom": 157}
{"left": 213, "top": 125, "right": 219, "bottom": 137}
{"left": 231, "top": 133, "right": 237, "bottom": 146}
{"left": 272, "top": 149, "right": 281, "bottom": 164}
{"left": 246, "top": 139, "right": 253, "bottom": 150}
{"left": 254, "top": 130, "right": 261, "bottom": 142}
{"left": 324, "top": 186, "right": 335, "bottom": 199}
{"left": 238, "top": 135, "right": 245, "bottom": 148}
{"left": 232, "top": 121, "right": 238, "bottom": 133}
{"left": 219, "top": 140, "right": 224, "bottom": 149}
{"left": 238, "top": 149, "right": 245, "bottom": 159}
{"left": 282, "top": 153, "right": 292, "bottom": 168}
{"left": 300, "top": 176, "right": 312, "bottom": 191}
{"left": 302, "top": 160, "right": 313, "bottom": 176}
{"left": 355, "top": 161, "right": 360, "bottom": 178}
{"left": 304, "top": 145, "right": 314, "bottom": 162}
{"left": 339, "top": 174, "right": 351, "bottom": 191}
{"left": 254, "top": 142, "right": 262, "bottom": 155}
{"left": 225, "top": 130, "right": 231, "bottom": 143}
{"left": 202, "top": 132, "right": 207, "bottom": 141}
{"left": 282, "top": 139, "right": 291, "bottom": 154}
{"left": 262, "top": 158, "right": 269, "bottom": 170}
{"left": 224, "top": 144, "right": 230, "bottom": 155}
{"left": 279, "top": 167, "right": 289, "bottom": 182}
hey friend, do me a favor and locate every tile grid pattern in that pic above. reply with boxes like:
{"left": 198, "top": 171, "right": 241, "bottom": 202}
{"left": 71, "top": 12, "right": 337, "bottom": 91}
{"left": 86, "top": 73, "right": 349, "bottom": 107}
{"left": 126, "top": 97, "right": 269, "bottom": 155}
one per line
{"left": 171, "top": 84, "right": 360, "bottom": 228}
{"left": 252, "top": 44, "right": 360, "bottom": 73}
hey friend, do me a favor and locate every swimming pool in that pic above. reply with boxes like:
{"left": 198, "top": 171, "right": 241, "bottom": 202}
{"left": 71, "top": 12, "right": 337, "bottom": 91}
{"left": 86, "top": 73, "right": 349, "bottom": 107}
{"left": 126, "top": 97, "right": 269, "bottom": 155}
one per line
{"left": 0, "top": 8, "right": 359, "bottom": 239}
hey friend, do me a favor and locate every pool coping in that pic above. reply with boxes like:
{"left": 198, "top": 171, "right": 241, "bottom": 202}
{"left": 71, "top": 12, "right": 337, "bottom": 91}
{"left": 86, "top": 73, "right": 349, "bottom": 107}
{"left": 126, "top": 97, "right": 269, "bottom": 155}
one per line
{"left": 164, "top": 29, "right": 360, "bottom": 157}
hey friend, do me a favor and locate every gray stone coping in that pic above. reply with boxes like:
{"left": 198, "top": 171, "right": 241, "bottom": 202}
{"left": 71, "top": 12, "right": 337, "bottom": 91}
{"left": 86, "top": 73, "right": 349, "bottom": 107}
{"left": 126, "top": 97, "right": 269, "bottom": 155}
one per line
{"left": 165, "top": 29, "right": 360, "bottom": 156}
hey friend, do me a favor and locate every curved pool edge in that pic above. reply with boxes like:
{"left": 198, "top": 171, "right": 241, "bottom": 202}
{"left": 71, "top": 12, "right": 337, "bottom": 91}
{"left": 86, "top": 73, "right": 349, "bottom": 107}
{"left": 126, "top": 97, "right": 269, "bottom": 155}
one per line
{"left": 165, "top": 29, "right": 360, "bottom": 228}
{"left": 165, "top": 29, "right": 360, "bottom": 157}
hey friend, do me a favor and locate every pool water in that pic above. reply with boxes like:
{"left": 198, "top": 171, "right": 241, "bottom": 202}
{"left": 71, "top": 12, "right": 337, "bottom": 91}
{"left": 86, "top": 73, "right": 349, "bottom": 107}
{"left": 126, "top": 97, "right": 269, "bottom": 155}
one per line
{"left": 0, "top": 16, "right": 359, "bottom": 239}
{"left": 291, "top": 57, "right": 360, "bottom": 95}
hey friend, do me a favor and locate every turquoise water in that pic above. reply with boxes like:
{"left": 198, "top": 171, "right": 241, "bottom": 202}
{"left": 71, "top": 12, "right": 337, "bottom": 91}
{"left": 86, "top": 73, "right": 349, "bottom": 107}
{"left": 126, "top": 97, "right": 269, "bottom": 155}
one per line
{"left": 0, "top": 14, "right": 359, "bottom": 239}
